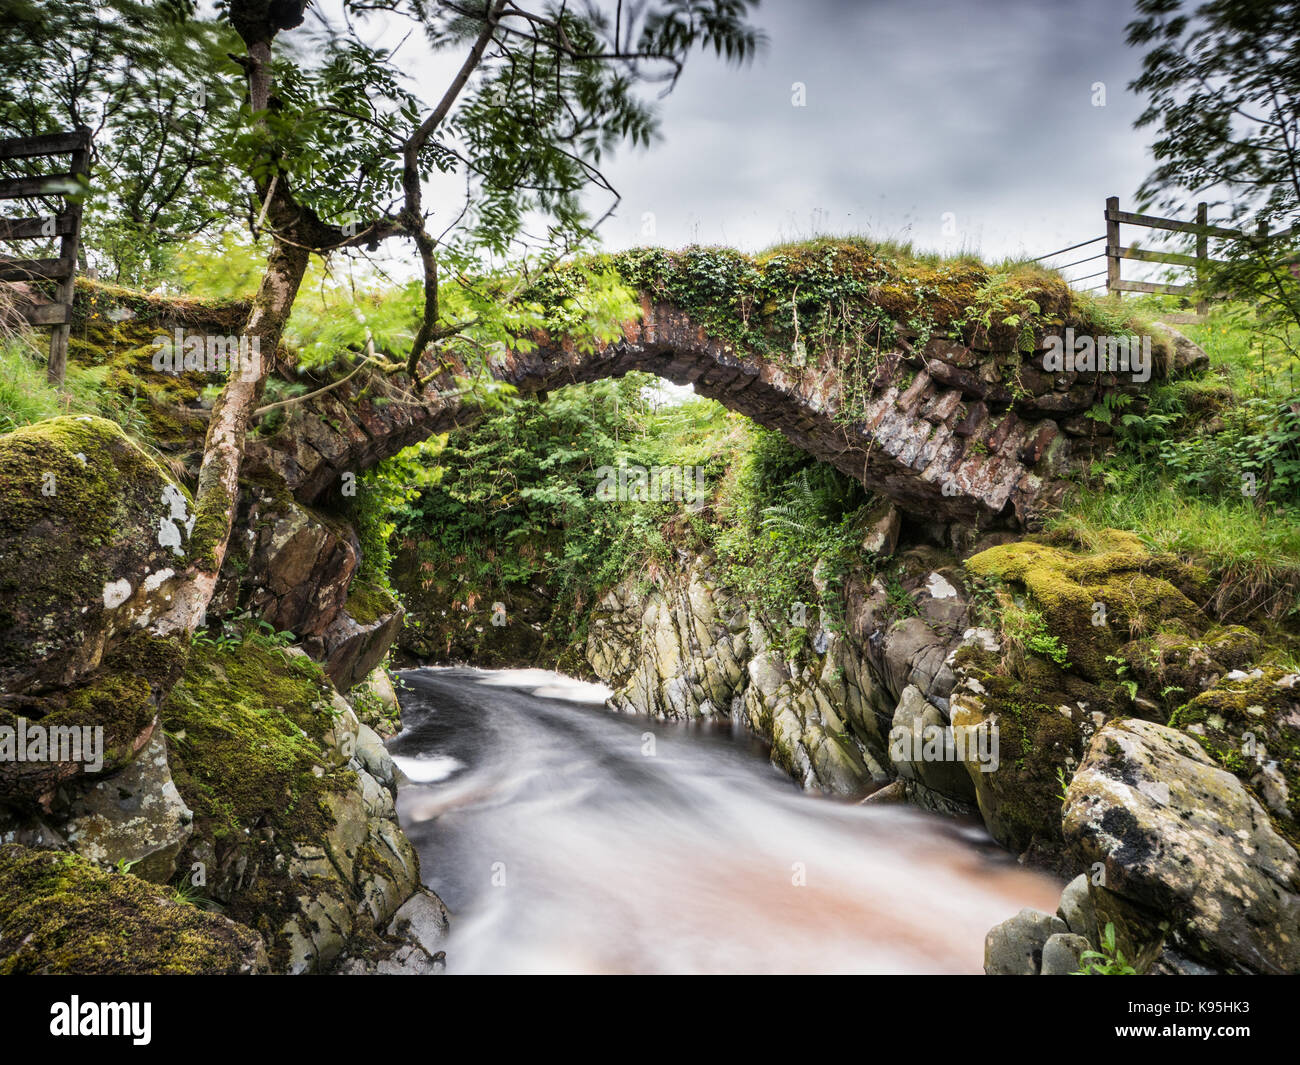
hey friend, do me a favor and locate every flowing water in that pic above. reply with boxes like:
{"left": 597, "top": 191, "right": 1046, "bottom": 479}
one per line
{"left": 392, "top": 666, "right": 1063, "bottom": 975}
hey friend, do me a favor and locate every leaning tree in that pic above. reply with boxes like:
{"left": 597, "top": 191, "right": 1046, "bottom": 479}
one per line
{"left": 122, "top": 0, "right": 766, "bottom": 635}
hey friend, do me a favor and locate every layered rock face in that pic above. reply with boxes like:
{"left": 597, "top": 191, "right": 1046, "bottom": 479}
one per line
{"left": 585, "top": 518, "right": 1300, "bottom": 975}
{"left": 586, "top": 533, "right": 986, "bottom": 807}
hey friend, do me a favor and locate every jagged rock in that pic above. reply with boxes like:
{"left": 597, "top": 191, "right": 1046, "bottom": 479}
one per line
{"left": 59, "top": 731, "right": 193, "bottom": 883}
{"left": 315, "top": 586, "right": 405, "bottom": 691}
{"left": 1172, "top": 667, "right": 1299, "bottom": 826}
{"left": 1063, "top": 718, "right": 1300, "bottom": 974}
{"left": 389, "top": 888, "right": 450, "bottom": 957}
{"left": 215, "top": 477, "right": 358, "bottom": 637}
{"left": 355, "top": 722, "right": 398, "bottom": 794}
{"left": 888, "top": 684, "right": 976, "bottom": 801}
{"left": 984, "top": 908, "right": 1067, "bottom": 975}
{"left": 159, "top": 634, "right": 433, "bottom": 974}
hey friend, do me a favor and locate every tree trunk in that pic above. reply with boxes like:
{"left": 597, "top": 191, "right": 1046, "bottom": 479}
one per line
{"left": 150, "top": 235, "right": 309, "bottom": 635}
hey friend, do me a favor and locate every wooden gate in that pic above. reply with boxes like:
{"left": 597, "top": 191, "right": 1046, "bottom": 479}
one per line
{"left": 0, "top": 128, "right": 91, "bottom": 384}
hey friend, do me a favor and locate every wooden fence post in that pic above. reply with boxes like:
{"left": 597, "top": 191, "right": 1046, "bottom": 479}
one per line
{"left": 0, "top": 127, "right": 90, "bottom": 387}
{"left": 1105, "top": 195, "right": 1120, "bottom": 298}
{"left": 1196, "top": 202, "right": 1208, "bottom": 318}
{"left": 45, "top": 131, "right": 90, "bottom": 386}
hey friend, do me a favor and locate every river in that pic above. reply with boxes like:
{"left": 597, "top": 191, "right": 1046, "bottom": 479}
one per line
{"left": 391, "top": 666, "right": 1064, "bottom": 974}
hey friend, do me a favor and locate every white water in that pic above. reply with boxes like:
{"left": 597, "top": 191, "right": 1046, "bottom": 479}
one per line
{"left": 393, "top": 666, "right": 1063, "bottom": 975}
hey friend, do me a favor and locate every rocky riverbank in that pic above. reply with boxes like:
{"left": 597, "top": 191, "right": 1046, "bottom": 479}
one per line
{"left": 579, "top": 515, "right": 1300, "bottom": 974}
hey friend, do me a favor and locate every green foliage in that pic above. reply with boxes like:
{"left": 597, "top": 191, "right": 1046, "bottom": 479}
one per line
{"left": 388, "top": 371, "right": 868, "bottom": 661}
{"left": 0, "top": 1, "right": 246, "bottom": 287}
{"left": 345, "top": 439, "right": 445, "bottom": 594}
{"left": 0, "top": 334, "right": 160, "bottom": 446}
{"left": 1127, "top": 0, "right": 1300, "bottom": 342}
{"left": 1001, "top": 600, "right": 1072, "bottom": 669}
{"left": 1063, "top": 299, "right": 1300, "bottom": 620}
{"left": 389, "top": 375, "right": 669, "bottom": 647}
{"left": 711, "top": 427, "right": 869, "bottom": 632}
{"left": 1075, "top": 922, "right": 1138, "bottom": 975}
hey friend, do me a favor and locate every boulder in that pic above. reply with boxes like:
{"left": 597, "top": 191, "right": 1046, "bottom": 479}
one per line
{"left": 59, "top": 731, "right": 193, "bottom": 883}
{"left": 0, "top": 416, "right": 197, "bottom": 694}
{"left": 888, "top": 684, "right": 976, "bottom": 801}
{"left": 1063, "top": 718, "right": 1300, "bottom": 974}
{"left": 1040, "top": 932, "right": 1090, "bottom": 975}
{"left": 984, "top": 908, "right": 1067, "bottom": 975}
{"left": 1055, "top": 873, "right": 1099, "bottom": 947}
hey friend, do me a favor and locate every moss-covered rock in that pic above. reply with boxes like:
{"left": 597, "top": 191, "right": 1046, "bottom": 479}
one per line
{"left": 965, "top": 529, "right": 1209, "bottom": 683}
{"left": 159, "top": 634, "right": 420, "bottom": 972}
{"left": 0, "top": 842, "right": 266, "bottom": 974}
{"left": 1119, "top": 624, "right": 1262, "bottom": 713}
{"left": 1063, "top": 718, "right": 1300, "bottom": 974}
{"left": 948, "top": 645, "right": 1105, "bottom": 856}
{"left": 0, "top": 630, "right": 187, "bottom": 803}
{"left": 0, "top": 415, "right": 197, "bottom": 695}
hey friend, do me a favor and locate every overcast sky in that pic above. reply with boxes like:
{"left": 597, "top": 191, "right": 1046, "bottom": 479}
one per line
{"left": 352, "top": 0, "right": 1177, "bottom": 291}
{"left": 582, "top": 0, "right": 1160, "bottom": 288}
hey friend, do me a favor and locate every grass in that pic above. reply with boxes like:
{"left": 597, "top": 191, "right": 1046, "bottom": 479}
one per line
{"left": 1055, "top": 294, "right": 1300, "bottom": 621}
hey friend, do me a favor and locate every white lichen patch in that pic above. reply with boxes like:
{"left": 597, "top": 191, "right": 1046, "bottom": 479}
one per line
{"left": 102, "top": 578, "right": 132, "bottom": 609}
{"left": 142, "top": 568, "right": 175, "bottom": 594}
{"left": 158, "top": 484, "right": 197, "bottom": 558}
{"left": 925, "top": 572, "right": 958, "bottom": 599}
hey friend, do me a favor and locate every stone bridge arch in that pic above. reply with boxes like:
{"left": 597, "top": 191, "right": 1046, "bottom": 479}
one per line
{"left": 247, "top": 295, "right": 1197, "bottom": 530}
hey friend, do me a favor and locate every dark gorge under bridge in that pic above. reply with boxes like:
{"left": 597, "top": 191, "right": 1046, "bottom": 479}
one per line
{"left": 247, "top": 294, "right": 1195, "bottom": 530}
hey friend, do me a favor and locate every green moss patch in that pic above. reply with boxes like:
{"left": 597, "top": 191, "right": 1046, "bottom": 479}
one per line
{"left": 160, "top": 634, "right": 361, "bottom": 963}
{"left": 965, "top": 529, "right": 1209, "bottom": 683}
{"left": 953, "top": 646, "right": 1105, "bottom": 857}
{"left": 0, "top": 843, "right": 263, "bottom": 974}
{"left": 0, "top": 416, "right": 195, "bottom": 700}
{"left": 344, "top": 578, "right": 399, "bottom": 627}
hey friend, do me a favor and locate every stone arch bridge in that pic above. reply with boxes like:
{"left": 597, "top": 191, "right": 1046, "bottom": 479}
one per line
{"left": 247, "top": 297, "right": 1196, "bottom": 530}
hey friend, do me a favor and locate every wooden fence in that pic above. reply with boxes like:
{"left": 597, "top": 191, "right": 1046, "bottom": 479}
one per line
{"left": 0, "top": 128, "right": 91, "bottom": 384}
{"left": 1104, "top": 195, "right": 1295, "bottom": 323}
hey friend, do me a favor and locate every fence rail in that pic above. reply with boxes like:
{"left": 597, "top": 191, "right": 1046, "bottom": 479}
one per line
{"left": 1104, "top": 195, "right": 1296, "bottom": 322}
{"left": 0, "top": 127, "right": 90, "bottom": 384}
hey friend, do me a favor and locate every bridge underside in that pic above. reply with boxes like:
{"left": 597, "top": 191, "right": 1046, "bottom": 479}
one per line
{"left": 247, "top": 298, "right": 1170, "bottom": 530}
